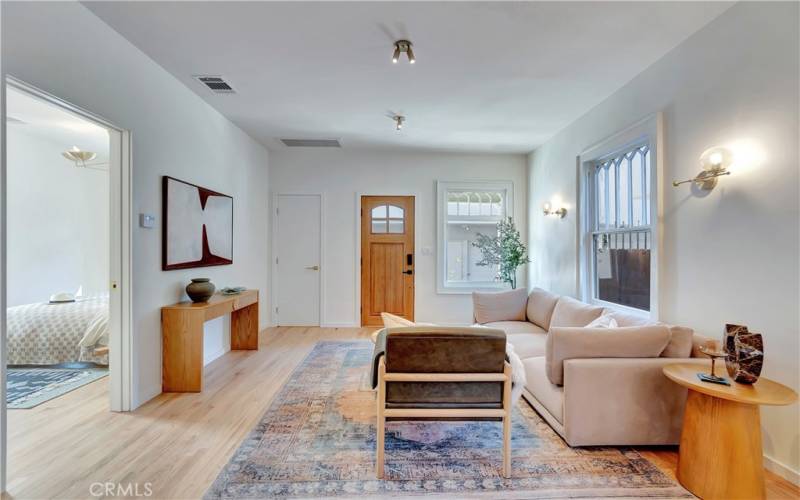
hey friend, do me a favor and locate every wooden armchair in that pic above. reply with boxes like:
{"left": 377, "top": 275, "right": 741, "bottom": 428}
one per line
{"left": 373, "top": 327, "right": 512, "bottom": 478}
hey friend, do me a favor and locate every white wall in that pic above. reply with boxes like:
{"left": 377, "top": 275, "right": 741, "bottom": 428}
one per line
{"left": 6, "top": 129, "right": 109, "bottom": 307}
{"left": 527, "top": 2, "right": 799, "bottom": 480}
{"left": 1, "top": 2, "right": 271, "bottom": 406}
{"left": 270, "top": 149, "right": 527, "bottom": 326}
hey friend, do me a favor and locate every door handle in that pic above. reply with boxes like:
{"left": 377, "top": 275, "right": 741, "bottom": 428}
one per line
{"left": 305, "top": 265, "right": 320, "bottom": 271}
{"left": 402, "top": 270, "right": 413, "bottom": 275}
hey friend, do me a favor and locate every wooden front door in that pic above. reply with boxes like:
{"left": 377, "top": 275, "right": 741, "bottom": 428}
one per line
{"left": 361, "top": 196, "right": 415, "bottom": 326}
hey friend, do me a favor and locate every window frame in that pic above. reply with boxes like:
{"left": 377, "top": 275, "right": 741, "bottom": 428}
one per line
{"left": 436, "top": 180, "right": 515, "bottom": 294}
{"left": 578, "top": 113, "right": 662, "bottom": 319}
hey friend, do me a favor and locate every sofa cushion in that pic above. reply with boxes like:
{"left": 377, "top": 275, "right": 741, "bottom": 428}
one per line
{"left": 526, "top": 288, "right": 560, "bottom": 330}
{"left": 523, "top": 356, "right": 564, "bottom": 424}
{"left": 484, "top": 321, "right": 546, "bottom": 335}
{"left": 545, "top": 325, "right": 671, "bottom": 385}
{"left": 609, "top": 310, "right": 694, "bottom": 359}
{"left": 506, "top": 332, "right": 547, "bottom": 359}
{"left": 549, "top": 296, "right": 604, "bottom": 328}
{"left": 473, "top": 288, "right": 528, "bottom": 324}
{"left": 659, "top": 325, "right": 694, "bottom": 358}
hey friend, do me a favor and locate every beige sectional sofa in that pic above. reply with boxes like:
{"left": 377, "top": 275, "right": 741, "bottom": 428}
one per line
{"left": 474, "top": 287, "right": 717, "bottom": 446}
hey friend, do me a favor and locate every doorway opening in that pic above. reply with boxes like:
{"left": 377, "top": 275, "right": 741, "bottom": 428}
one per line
{"left": 2, "top": 76, "right": 133, "bottom": 489}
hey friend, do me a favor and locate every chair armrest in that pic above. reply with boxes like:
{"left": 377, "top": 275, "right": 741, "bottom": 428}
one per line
{"left": 561, "top": 357, "right": 708, "bottom": 446}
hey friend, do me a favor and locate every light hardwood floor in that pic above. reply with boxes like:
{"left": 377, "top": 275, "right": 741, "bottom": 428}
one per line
{"left": 6, "top": 326, "right": 799, "bottom": 499}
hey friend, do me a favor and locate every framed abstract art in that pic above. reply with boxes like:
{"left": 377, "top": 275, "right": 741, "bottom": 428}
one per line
{"left": 162, "top": 176, "right": 233, "bottom": 270}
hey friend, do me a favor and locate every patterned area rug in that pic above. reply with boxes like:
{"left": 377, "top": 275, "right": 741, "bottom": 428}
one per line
{"left": 207, "top": 341, "right": 690, "bottom": 499}
{"left": 7, "top": 367, "right": 108, "bottom": 409}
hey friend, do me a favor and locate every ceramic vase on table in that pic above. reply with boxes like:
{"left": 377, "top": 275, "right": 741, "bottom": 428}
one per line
{"left": 724, "top": 323, "right": 763, "bottom": 384}
{"left": 186, "top": 278, "right": 215, "bottom": 303}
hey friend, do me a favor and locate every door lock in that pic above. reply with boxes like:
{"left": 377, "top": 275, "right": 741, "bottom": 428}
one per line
{"left": 305, "top": 265, "right": 320, "bottom": 271}
{"left": 402, "top": 270, "right": 413, "bottom": 275}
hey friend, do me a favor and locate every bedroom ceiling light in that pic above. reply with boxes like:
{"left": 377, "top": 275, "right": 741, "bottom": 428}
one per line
{"left": 62, "top": 146, "right": 108, "bottom": 171}
{"left": 393, "top": 115, "right": 405, "bottom": 131}
{"left": 392, "top": 40, "right": 415, "bottom": 64}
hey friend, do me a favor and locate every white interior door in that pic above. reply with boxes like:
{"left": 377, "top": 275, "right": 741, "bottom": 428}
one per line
{"left": 276, "top": 194, "right": 321, "bottom": 326}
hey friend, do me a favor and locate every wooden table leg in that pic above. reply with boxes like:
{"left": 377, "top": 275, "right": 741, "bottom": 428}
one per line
{"left": 231, "top": 302, "right": 259, "bottom": 350}
{"left": 162, "top": 310, "right": 204, "bottom": 392}
{"left": 677, "top": 389, "right": 765, "bottom": 499}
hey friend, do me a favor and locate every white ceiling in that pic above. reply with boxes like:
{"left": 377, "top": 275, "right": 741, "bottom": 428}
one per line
{"left": 7, "top": 87, "right": 110, "bottom": 162}
{"left": 86, "top": 1, "right": 731, "bottom": 153}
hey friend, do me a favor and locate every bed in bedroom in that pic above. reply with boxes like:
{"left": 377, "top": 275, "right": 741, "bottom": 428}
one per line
{"left": 6, "top": 295, "right": 109, "bottom": 366}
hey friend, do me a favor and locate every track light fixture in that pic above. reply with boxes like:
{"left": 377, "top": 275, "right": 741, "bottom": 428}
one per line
{"left": 393, "top": 115, "right": 405, "bottom": 130}
{"left": 392, "top": 40, "right": 415, "bottom": 64}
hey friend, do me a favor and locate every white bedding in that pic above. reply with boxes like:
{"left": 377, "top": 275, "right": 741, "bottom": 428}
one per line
{"left": 6, "top": 295, "right": 109, "bottom": 365}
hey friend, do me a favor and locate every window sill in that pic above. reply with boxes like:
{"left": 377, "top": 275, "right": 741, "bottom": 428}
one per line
{"left": 590, "top": 298, "right": 653, "bottom": 319}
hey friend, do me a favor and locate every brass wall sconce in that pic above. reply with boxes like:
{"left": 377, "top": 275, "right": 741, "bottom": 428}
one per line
{"left": 543, "top": 202, "right": 567, "bottom": 218}
{"left": 673, "top": 147, "right": 732, "bottom": 190}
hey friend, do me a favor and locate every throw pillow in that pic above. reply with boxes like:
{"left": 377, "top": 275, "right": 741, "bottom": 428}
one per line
{"left": 585, "top": 314, "right": 619, "bottom": 328}
{"left": 380, "top": 312, "right": 415, "bottom": 328}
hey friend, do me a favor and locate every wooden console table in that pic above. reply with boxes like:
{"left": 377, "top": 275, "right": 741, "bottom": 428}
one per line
{"left": 664, "top": 362, "right": 798, "bottom": 499}
{"left": 162, "top": 290, "right": 259, "bottom": 392}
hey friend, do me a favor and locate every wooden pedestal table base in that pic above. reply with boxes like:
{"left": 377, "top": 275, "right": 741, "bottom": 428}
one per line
{"left": 663, "top": 363, "right": 797, "bottom": 500}
{"left": 162, "top": 290, "right": 259, "bottom": 392}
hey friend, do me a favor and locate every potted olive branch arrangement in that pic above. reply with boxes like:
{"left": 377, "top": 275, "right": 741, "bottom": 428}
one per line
{"left": 472, "top": 217, "right": 529, "bottom": 289}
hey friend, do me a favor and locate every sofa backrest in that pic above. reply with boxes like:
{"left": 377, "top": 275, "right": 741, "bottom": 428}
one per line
{"left": 472, "top": 288, "right": 527, "bottom": 324}
{"left": 549, "top": 296, "right": 605, "bottom": 328}
{"left": 526, "top": 287, "right": 560, "bottom": 330}
{"left": 605, "top": 310, "right": 694, "bottom": 358}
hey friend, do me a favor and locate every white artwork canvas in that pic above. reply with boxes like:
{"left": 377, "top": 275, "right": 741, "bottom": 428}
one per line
{"left": 163, "top": 176, "right": 233, "bottom": 270}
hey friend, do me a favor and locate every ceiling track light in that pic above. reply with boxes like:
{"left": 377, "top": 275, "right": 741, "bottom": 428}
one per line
{"left": 393, "top": 115, "right": 405, "bottom": 131}
{"left": 392, "top": 40, "right": 415, "bottom": 64}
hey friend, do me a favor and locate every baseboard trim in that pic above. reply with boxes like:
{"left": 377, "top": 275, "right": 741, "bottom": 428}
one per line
{"left": 764, "top": 454, "right": 800, "bottom": 486}
{"left": 321, "top": 322, "right": 359, "bottom": 328}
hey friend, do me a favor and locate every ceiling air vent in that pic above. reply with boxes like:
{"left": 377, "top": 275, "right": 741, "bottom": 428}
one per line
{"left": 194, "top": 75, "right": 236, "bottom": 94}
{"left": 280, "top": 139, "right": 341, "bottom": 148}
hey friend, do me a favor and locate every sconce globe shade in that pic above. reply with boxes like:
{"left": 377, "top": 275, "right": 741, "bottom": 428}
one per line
{"left": 699, "top": 147, "right": 732, "bottom": 173}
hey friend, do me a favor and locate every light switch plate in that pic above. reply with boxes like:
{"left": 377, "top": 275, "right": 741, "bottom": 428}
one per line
{"left": 139, "top": 213, "right": 156, "bottom": 228}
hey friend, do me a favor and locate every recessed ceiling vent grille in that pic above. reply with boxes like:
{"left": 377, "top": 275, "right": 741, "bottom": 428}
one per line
{"left": 280, "top": 139, "right": 341, "bottom": 148}
{"left": 194, "top": 75, "right": 236, "bottom": 94}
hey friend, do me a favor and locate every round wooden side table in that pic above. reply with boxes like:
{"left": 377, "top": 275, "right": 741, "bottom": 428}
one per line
{"left": 663, "top": 363, "right": 798, "bottom": 500}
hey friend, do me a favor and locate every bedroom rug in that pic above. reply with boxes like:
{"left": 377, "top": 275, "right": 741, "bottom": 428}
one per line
{"left": 206, "top": 341, "right": 690, "bottom": 499}
{"left": 7, "top": 367, "right": 108, "bottom": 409}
